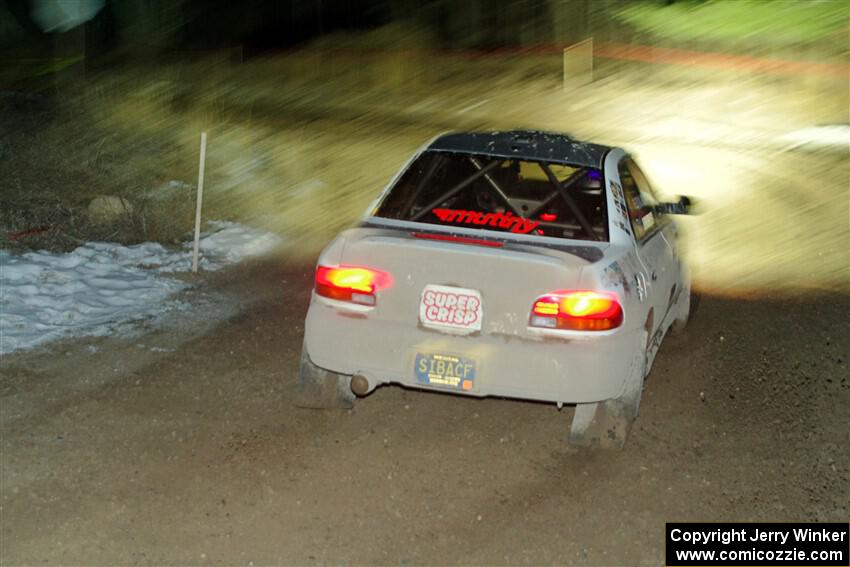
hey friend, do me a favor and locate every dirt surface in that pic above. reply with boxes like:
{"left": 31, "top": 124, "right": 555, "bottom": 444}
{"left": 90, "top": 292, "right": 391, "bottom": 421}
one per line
{"left": 2, "top": 53, "right": 848, "bottom": 564}
{"left": 1, "top": 254, "right": 848, "bottom": 566}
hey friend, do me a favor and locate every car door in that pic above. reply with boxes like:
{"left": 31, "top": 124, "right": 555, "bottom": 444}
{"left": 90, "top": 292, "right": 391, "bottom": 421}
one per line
{"left": 618, "top": 157, "right": 678, "bottom": 344}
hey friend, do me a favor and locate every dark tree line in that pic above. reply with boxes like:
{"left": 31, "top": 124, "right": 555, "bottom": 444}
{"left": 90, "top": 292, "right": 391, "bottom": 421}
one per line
{"left": 2, "top": 0, "right": 642, "bottom": 53}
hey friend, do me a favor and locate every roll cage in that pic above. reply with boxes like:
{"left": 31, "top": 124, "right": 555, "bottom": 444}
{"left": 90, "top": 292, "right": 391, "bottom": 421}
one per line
{"left": 376, "top": 151, "right": 607, "bottom": 242}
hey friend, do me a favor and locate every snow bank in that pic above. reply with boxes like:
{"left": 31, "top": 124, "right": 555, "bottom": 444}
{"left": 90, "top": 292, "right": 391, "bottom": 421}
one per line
{"left": 191, "top": 221, "right": 285, "bottom": 269}
{"left": 781, "top": 124, "right": 850, "bottom": 151}
{"left": 0, "top": 222, "right": 282, "bottom": 354}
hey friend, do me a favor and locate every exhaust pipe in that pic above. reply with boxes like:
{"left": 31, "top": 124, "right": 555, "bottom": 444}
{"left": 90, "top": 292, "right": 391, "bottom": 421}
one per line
{"left": 350, "top": 374, "right": 371, "bottom": 397}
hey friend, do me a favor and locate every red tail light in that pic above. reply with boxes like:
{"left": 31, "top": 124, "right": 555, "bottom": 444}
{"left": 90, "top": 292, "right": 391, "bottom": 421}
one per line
{"left": 315, "top": 265, "right": 391, "bottom": 306}
{"left": 529, "top": 290, "right": 623, "bottom": 331}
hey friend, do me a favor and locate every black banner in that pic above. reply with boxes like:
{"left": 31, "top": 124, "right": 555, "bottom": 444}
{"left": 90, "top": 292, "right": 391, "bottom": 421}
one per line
{"left": 666, "top": 523, "right": 849, "bottom": 566}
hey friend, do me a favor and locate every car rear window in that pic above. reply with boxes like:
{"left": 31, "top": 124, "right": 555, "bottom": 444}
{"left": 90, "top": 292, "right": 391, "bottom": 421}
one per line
{"left": 373, "top": 151, "right": 607, "bottom": 242}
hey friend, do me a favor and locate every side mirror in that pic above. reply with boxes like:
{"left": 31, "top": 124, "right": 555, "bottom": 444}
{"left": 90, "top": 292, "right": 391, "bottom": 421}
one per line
{"left": 654, "top": 195, "right": 695, "bottom": 215}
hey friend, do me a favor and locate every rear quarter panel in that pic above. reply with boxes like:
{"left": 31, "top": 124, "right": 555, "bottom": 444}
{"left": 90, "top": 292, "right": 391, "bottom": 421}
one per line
{"left": 598, "top": 148, "right": 650, "bottom": 333}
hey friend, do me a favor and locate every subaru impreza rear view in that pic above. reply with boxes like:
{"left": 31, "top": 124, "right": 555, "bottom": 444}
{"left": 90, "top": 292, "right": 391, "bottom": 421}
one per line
{"left": 296, "top": 130, "right": 693, "bottom": 448}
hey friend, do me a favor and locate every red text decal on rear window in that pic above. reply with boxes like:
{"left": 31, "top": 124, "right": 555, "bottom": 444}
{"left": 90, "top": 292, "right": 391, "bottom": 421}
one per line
{"left": 432, "top": 209, "right": 540, "bottom": 234}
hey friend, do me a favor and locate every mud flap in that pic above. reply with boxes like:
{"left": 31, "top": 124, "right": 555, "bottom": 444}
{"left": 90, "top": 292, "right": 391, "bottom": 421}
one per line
{"left": 293, "top": 346, "right": 355, "bottom": 409}
{"left": 569, "top": 400, "right": 635, "bottom": 449}
{"left": 569, "top": 333, "right": 646, "bottom": 449}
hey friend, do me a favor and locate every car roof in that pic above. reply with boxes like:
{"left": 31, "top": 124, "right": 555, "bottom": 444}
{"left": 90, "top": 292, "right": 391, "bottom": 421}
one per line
{"left": 427, "top": 130, "right": 613, "bottom": 169}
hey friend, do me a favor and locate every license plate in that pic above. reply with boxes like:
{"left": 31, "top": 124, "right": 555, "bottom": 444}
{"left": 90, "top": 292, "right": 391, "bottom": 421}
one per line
{"left": 414, "top": 353, "right": 476, "bottom": 391}
{"left": 419, "top": 284, "right": 482, "bottom": 334}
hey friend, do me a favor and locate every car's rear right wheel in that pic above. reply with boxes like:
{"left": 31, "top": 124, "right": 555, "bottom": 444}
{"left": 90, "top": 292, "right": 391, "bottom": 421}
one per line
{"left": 569, "top": 332, "right": 647, "bottom": 449}
{"left": 671, "top": 281, "right": 698, "bottom": 334}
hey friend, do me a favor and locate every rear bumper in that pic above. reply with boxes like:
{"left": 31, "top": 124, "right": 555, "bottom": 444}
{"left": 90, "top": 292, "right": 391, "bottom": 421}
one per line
{"left": 304, "top": 295, "right": 639, "bottom": 404}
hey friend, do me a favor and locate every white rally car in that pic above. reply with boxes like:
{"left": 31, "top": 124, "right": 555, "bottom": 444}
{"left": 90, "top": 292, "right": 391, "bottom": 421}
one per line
{"left": 296, "top": 130, "right": 694, "bottom": 447}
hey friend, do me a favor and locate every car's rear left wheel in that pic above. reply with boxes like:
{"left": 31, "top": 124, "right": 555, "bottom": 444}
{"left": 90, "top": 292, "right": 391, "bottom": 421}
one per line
{"left": 293, "top": 345, "right": 355, "bottom": 409}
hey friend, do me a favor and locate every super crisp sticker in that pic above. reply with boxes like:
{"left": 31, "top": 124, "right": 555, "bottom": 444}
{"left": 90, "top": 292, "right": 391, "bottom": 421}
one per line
{"left": 419, "top": 284, "right": 483, "bottom": 334}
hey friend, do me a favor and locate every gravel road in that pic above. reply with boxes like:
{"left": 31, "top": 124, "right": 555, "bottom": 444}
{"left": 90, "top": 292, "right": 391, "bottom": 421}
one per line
{"left": 2, "top": 70, "right": 848, "bottom": 564}
{"left": 2, "top": 255, "right": 847, "bottom": 565}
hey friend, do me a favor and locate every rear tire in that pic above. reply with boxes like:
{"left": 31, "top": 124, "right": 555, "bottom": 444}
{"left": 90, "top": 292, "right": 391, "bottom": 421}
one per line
{"left": 569, "top": 333, "right": 646, "bottom": 449}
{"left": 293, "top": 346, "right": 355, "bottom": 409}
{"left": 671, "top": 282, "right": 697, "bottom": 335}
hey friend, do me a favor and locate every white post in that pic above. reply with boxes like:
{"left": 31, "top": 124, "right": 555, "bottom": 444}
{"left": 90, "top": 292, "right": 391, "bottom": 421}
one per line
{"left": 192, "top": 132, "right": 208, "bottom": 273}
{"left": 563, "top": 37, "right": 594, "bottom": 91}
{"left": 562, "top": 47, "right": 568, "bottom": 92}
